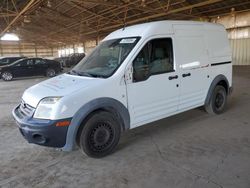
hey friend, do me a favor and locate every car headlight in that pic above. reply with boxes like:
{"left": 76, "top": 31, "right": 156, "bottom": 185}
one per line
{"left": 33, "top": 97, "right": 62, "bottom": 119}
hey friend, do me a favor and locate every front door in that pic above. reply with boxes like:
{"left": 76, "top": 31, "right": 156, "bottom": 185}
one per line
{"left": 12, "top": 59, "right": 34, "bottom": 77}
{"left": 126, "top": 37, "right": 180, "bottom": 128}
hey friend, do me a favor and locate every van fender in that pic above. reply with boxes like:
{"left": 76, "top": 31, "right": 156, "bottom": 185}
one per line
{"left": 205, "top": 74, "right": 229, "bottom": 106}
{"left": 62, "top": 97, "right": 130, "bottom": 151}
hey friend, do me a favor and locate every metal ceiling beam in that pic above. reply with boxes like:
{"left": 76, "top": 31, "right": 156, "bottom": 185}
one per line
{"left": 67, "top": 1, "right": 123, "bottom": 24}
{"left": 71, "top": 0, "right": 122, "bottom": 6}
{"left": 0, "top": 13, "right": 18, "bottom": 17}
{"left": 82, "top": 0, "right": 225, "bottom": 36}
{"left": 47, "top": 0, "right": 148, "bottom": 37}
{"left": 0, "top": 0, "right": 37, "bottom": 36}
{"left": 46, "top": 0, "right": 224, "bottom": 39}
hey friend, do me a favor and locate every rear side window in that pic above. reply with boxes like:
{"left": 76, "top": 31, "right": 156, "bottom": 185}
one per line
{"left": 34, "top": 59, "right": 45, "bottom": 65}
{"left": 133, "top": 38, "right": 174, "bottom": 82}
{"left": 27, "top": 59, "right": 33, "bottom": 66}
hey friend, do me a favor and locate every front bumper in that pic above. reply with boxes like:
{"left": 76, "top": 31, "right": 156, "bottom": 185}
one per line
{"left": 12, "top": 105, "right": 71, "bottom": 148}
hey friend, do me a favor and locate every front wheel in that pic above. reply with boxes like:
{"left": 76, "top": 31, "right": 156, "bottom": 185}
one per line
{"left": 205, "top": 85, "right": 227, "bottom": 114}
{"left": 1, "top": 71, "right": 13, "bottom": 81}
{"left": 79, "top": 111, "right": 121, "bottom": 158}
{"left": 46, "top": 68, "right": 56, "bottom": 77}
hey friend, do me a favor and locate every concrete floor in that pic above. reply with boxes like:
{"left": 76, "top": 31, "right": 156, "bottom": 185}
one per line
{"left": 0, "top": 66, "right": 250, "bottom": 188}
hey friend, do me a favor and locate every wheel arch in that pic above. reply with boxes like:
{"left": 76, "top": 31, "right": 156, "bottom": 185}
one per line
{"left": 62, "top": 97, "right": 130, "bottom": 151}
{"left": 205, "top": 74, "right": 229, "bottom": 106}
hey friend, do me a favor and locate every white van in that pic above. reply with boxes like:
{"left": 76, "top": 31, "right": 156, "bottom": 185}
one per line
{"left": 13, "top": 21, "right": 232, "bottom": 158}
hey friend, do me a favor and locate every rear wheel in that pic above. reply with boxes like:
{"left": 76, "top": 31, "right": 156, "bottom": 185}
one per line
{"left": 79, "top": 111, "right": 121, "bottom": 158}
{"left": 205, "top": 85, "right": 227, "bottom": 114}
{"left": 1, "top": 71, "right": 13, "bottom": 81}
{"left": 46, "top": 68, "right": 56, "bottom": 77}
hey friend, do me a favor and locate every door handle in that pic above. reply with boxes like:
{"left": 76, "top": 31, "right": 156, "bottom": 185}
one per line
{"left": 168, "top": 75, "right": 178, "bottom": 80}
{"left": 182, "top": 73, "right": 191, "bottom": 77}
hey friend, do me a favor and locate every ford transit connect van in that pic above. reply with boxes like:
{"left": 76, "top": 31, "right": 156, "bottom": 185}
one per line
{"left": 13, "top": 21, "right": 232, "bottom": 158}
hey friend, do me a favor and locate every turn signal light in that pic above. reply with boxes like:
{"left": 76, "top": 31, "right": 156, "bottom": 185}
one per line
{"left": 55, "top": 121, "right": 71, "bottom": 127}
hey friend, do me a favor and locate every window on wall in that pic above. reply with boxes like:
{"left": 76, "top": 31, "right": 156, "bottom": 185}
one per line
{"left": 58, "top": 48, "right": 74, "bottom": 57}
{"left": 133, "top": 38, "right": 174, "bottom": 82}
{"left": 58, "top": 46, "right": 85, "bottom": 57}
{"left": 77, "top": 47, "right": 84, "bottom": 53}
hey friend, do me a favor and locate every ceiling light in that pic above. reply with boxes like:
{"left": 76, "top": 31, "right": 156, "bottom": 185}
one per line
{"left": 1, "top": 33, "right": 20, "bottom": 41}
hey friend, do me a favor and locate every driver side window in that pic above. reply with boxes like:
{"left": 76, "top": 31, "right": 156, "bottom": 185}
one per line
{"left": 133, "top": 38, "right": 174, "bottom": 82}
{"left": 15, "top": 60, "right": 27, "bottom": 67}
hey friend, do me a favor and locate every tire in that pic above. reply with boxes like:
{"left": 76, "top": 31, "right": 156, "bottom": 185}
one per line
{"left": 79, "top": 111, "right": 121, "bottom": 158}
{"left": 205, "top": 85, "right": 227, "bottom": 114}
{"left": 1, "top": 71, "right": 13, "bottom": 81}
{"left": 46, "top": 68, "right": 56, "bottom": 77}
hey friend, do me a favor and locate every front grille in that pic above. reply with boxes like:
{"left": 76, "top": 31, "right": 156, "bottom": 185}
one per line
{"left": 18, "top": 100, "right": 35, "bottom": 118}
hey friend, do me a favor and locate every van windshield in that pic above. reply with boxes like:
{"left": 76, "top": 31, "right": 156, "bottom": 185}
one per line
{"left": 69, "top": 37, "right": 140, "bottom": 78}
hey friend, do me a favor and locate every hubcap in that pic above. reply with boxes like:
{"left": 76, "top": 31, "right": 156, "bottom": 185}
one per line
{"left": 89, "top": 123, "right": 114, "bottom": 152}
{"left": 47, "top": 69, "right": 55, "bottom": 77}
{"left": 215, "top": 93, "right": 224, "bottom": 109}
{"left": 2, "top": 72, "right": 12, "bottom": 81}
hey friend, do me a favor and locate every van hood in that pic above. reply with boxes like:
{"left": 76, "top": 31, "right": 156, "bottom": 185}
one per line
{"left": 22, "top": 73, "right": 100, "bottom": 108}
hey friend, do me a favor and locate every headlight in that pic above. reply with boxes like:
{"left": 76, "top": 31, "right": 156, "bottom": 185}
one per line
{"left": 33, "top": 97, "right": 62, "bottom": 119}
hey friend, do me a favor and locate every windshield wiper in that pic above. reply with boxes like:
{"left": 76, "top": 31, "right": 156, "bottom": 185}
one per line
{"left": 68, "top": 70, "right": 105, "bottom": 78}
{"left": 79, "top": 71, "right": 107, "bottom": 78}
{"left": 78, "top": 71, "right": 94, "bottom": 77}
{"left": 68, "top": 70, "right": 83, "bottom": 76}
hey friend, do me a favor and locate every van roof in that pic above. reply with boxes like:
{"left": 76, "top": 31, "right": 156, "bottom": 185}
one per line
{"left": 104, "top": 20, "right": 224, "bottom": 41}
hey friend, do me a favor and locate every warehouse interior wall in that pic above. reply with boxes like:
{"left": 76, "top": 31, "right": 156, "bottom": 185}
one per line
{"left": 230, "top": 38, "right": 250, "bottom": 65}
{"left": 0, "top": 40, "right": 97, "bottom": 58}
{"left": 212, "top": 11, "right": 250, "bottom": 40}
{"left": 212, "top": 11, "right": 250, "bottom": 65}
{"left": 56, "top": 39, "right": 100, "bottom": 57}
{"left": 0, "top": 41, "right": 58, "bottom": 58}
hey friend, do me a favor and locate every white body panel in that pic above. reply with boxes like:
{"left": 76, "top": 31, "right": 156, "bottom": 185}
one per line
{"left": 127, "top": 70, "right": 180, "bottom": 128}
{"left": 173, "top": 24, "right": 210, "bottom": 110}
{"left": 21, "top": 21, "right": 232, "bottom": 128}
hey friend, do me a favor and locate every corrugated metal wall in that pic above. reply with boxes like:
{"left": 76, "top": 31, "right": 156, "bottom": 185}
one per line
{"left": 210, "top": 11, "right": 250, "bottom": 65}
{"left": 230, "top": 38, "right": 250, "bottom": 65}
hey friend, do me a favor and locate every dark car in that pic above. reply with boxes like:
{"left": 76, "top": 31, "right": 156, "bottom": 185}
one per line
{"left": 0, "top": 58, "right": 62, "bottom": 81}
{"left": 0, "top": 56, "right": 26, "bottom": 67}
{"left": 63, "top": 53, "right": 85, "bottom": 67}
{"left": 54, "top": 56, "right": 68, "bottom": 67}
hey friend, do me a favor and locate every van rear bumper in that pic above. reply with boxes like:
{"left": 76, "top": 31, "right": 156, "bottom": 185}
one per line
{"left": 12, "top": 105, "right": 71, "bottom": 148}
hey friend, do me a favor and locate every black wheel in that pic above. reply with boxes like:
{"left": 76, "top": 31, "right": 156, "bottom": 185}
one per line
{"left": 205, "top": 85, "right": 227, "bottom": 114}
{"left": 79, "top": 111, "right": 121, "bottom": 158}
{"left": 46, "top": 68, "right": 56, "bottom": 77}
{"left": 1, "top": 71, "right": 13, "bottom": 81}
